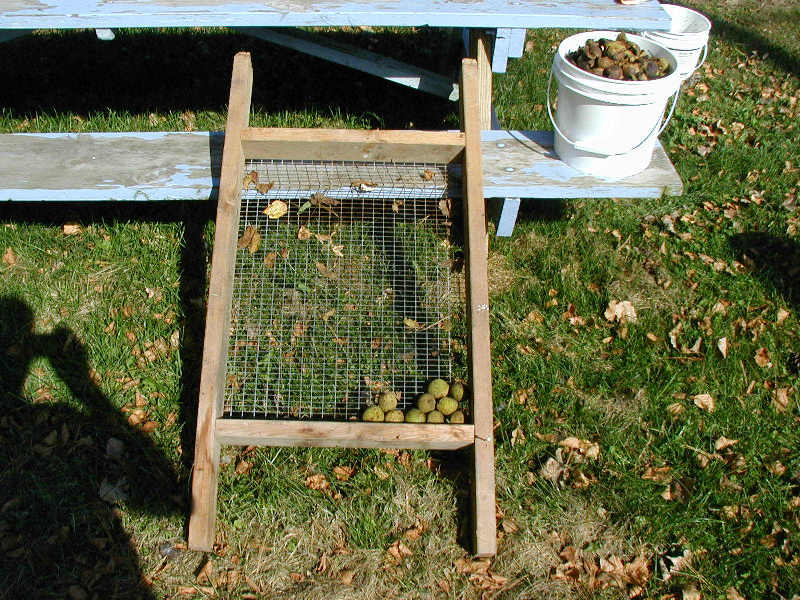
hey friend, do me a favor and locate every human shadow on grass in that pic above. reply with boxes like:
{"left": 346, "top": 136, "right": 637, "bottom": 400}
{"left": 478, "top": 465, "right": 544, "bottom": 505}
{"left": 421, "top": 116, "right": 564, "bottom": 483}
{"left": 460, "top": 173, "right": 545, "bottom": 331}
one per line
{"left": 729, "top": 231, "right": 800, "bottom": 306}
{"left": 0, "top": 28, "right": 458, "bottom": 130}
{"left": 0, "top": 296, "right": 182, "bottom": 599}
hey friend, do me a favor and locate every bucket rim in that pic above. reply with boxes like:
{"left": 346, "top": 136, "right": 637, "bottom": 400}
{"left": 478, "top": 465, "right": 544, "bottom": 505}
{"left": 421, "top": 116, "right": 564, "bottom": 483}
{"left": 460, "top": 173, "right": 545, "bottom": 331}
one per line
{"left": 660, "top": 3, "right": 712, "bottom": 35}
{"left": 555, "top": 31, "right": 682, "bottom": 90}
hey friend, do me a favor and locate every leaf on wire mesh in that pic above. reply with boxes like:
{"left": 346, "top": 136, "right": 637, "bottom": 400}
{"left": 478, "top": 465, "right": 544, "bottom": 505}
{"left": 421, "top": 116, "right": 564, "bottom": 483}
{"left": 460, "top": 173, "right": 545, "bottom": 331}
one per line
{"left": 263, "top": 200, "right": 288, "bottom": 219}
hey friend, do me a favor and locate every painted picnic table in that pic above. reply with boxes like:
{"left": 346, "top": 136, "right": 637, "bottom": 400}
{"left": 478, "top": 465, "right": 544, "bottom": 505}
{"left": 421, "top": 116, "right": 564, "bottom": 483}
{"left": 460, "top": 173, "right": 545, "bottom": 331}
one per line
{"left": 0, "top": 0, "right": 679, "bottom": 234}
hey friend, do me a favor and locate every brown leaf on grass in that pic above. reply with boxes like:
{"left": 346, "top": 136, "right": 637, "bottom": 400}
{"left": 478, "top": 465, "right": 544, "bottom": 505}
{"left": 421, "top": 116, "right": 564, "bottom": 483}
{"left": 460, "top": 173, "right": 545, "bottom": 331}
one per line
{"left": 256, "top": 181, "right": 275, "bottom": 195}
{"left": 62, "top": 222, "right": 82, "bottom": 235}
{"left": 263, "top": 200, "right": 288, "bottom": 219}
{"left": 141, "top": 421, "right": 159, "bottom": 433}
{"left": 682, "top": 586, "right": 702, "bottom": 600}
{"left": 316, "top": 261, "right": 336, "bottom": 279}
{"left": 667, "top": 402, "right": 686, "bottom": 417}
{"left": 777, "top": 308, "right": 791, "bottom": 325}
{"left": 715, "top": 436, "right": 738, "bottom": 451}
{"left": 297, "top": 225, "right": 312, "bottom": 240}
{"left": 315, "top": 553, "right": 329, "bottom": 574}
{"left": 333, "top": 465, "right": 355, "bottom": 481}
{"left": 2, "top": 247, "right": 16, "bottom": 266}
{"left": 511, "top": 427, "right": 526, "bottom": 446}
{"left": 541, "top": 456, "right": 566, "bottom": 483}
{"left": 386, "top": 540, "right": 413, "bottom": 563}
{"left": 235, "top": 460, "right": 252, "bottom": 475}
{"left": 533, "top": 432, "right": 558, "bottom": 443}
{"left": 305, "top": 474, "right": 330, "bottom": 493}
{"left": 641, "top": 465, "right": 672, "bottom": 482}
{"left": 293, "top": 321, "right": 307, "bottom": 337}
{"left": 772, "top": 387, "right": 792, "bottom": 413}
{"left": 195, "top": 557, "right": 213, "bottom": 583}
{"left": 717, "top": 337, "right": 728, "bottom": 358}
{"left": 755, "top": 347, "right": 772, "bottom": 368}
{"left": 692, "top": 393, "right": 716, "bottom": 412}
{"left": 289, "top": 572, "right": 305, "bottom": 583}
{"left": 339, "top": 569, "right": 355, "bottom": 585}
{"left": 403, "top": 317, "right": 422, "bottom": 330}
{"left": 726, "top": 587, "right": 745, "bottom": 600}
{"left": 604, "top": 299, "right": 637, "bottom": 324}
{"left": 237, "top": 225, "right": 260, "bottom": 252}
{"left": 559, "top": 436, "right": 600, "bottom": 460}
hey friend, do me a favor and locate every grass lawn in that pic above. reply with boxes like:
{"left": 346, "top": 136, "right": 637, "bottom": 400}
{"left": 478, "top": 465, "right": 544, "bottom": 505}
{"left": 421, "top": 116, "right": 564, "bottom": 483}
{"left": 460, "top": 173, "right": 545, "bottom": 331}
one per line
{"left": 1, "top": 1, "right": 800, "bottom": 598}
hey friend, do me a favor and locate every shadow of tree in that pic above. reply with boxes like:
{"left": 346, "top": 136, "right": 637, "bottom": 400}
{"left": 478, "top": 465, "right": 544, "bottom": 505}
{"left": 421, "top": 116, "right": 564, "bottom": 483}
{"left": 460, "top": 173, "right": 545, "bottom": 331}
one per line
{"left": 729, "top": 231, "right": 800, "bottom": 306}
{"left": 0, "top": 28, "right": 460, "bottom": 130}
{"left": 0, "top": 295, "right": 181, "bottom": 599}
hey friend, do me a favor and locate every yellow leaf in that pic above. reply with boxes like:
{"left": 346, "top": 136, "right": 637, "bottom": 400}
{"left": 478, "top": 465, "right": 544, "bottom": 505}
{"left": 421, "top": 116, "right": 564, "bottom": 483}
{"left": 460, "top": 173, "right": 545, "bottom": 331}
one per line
{"left": 263, "top": 200, "right": 288, "bottom": 219}
{"left": 692, "top": 393, "right": 715, "bottom": 412}
{"left": 403, "top": 317, "right": 422, "bottom": 330}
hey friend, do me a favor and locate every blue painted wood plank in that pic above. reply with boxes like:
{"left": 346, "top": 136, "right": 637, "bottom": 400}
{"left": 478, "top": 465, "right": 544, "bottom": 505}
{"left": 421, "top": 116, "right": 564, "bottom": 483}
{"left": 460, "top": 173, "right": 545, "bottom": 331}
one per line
{"left": 507, "top": 28, "right": 526, "bottom": 58}
{"left": 0, "top": 1, "right": 672, "bottom": 30}
{"left": 495, "top": 197, "right": 520, "bottom": 236}
{"left": 492, "top": 28, "right": 510, "bottom": 74}
{"left": 0, "top": 130, "right": 681, "bottom": 202}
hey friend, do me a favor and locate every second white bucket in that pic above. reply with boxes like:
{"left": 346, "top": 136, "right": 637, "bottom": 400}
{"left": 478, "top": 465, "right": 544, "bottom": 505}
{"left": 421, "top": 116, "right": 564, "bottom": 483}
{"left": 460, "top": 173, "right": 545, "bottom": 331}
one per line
{"left": 549, "top": 31, "right": 682, "bottom": 178}
{"left": 642, "top": 4, "right": 711, "bottom": 80}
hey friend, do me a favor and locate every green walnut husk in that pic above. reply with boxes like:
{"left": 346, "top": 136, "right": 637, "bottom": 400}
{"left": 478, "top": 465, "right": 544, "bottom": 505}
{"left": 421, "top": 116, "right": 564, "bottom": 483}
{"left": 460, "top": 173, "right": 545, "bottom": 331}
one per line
{"left": 449, "top": 381, "right": 465, "bottom": 402}
{"left": 417, "top": 393, "right": 437, "bottom": 413}
{"left": 567, "top": 32, "right": 671, "bottom": 81}
{"left": 362, "top": 406, "right": 385, "bottom": 422}
{"left": 448, "top": 410, "right": 465, "bottom": 424}
{"left": 405, "top": 408, "right": 426, "bottom": 423}
{"left": 378, "top": 390, "right": 398, "bottom": 411}
{"left": 384, "top": 409, "right": 405, "bottom": 422}
{"left": 437, "top": 396, "right": 459, "bottom": 416}
{"left": 427, "top": 378, "right": 450, "bottom": 399}
{"left": 426, "top": 410, "right": 445, "bottom": 424}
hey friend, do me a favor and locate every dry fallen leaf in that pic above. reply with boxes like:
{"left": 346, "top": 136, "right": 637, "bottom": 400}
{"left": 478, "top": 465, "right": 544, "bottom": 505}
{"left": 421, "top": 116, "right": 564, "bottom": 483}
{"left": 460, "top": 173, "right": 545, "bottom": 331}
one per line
{"left": 196, "top": 558, "right": 213, "bottom": 583}
{"left": 62, "top": 222, "right": 82, "bottom": 235}
{"left": 754, "top": 347, "right": 772, "bottom": 368}
{"left": 641, "top": 465, "right": 672, "bottom": 482}
{"left": 351, "top": 179, "right": 377, "bottom": 192}
{"left": 510, "top": 427, "right": 526, "bottom": 446}
{"left": 339, "top": 569, "right": 355, "bottom": 585}
{"left": 403, "top": 317, "right": 423, "bottom": 330}
{"left": 333, "top": 465, "right": 355, "bottom": 481}
{"left": 297, "top": 225, "right": 312, "bottom": 240}
{"left": 559, "top": 436, "right": 600, "bottom": 460}
{"left": 237, "top": 226, "right": 261, "bottom": 254}
{"left": 387, "top": 540, "right": 413, "bottom": 563}
{"left": 772, "top": 387, "right": 792, "bottom": 413}
{"left": 305, "top": 473, "right": 330, "bottom": 493}
{"left": 263, "top": 200, "right": 288, "bottom": 219}
{"left": 715, "top": 436, "right": 738, "bottom": 451}
{"left": 777, "top": 308, "right": 791, "bottom": 325}
{"left": 316, "top": 261, "right": 336, "bottom": 279}
{"left": 256, "top": 181, "right": 275, "bottom": 195}
{"left": 682, "top": 585, "right": 702, "bottom": 600}
{"left": 692, "top": 393, "right": 715, "bottom": 412}
{"left": 242, "top": 170, "right": 258, "bottom": 190}
{"left": 264, "top": 252, "right": 277, "bottom": 268}
{"left": 717, "top": 337, "right": 728, "bottom": 358}
{"left": 726, "top": 586, "right": 745, "bottom": 600}
{"left": 2, "top": 247, "right": 16, "bottom": 266}
{"left": 421, "top": 169, "right": 435, "bottom": 181}
{"left": 604, "top": 299, "right": 637, "bottom": 324}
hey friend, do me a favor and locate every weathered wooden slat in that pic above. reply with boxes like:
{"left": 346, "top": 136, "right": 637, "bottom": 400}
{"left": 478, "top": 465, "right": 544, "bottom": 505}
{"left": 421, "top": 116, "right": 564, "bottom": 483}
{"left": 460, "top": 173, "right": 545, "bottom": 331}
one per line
{"left": 237, "top": 27, "right": 458, "bottom": 100}
{"left": 215, "top": 420, "right": 475, "bottom": 449}
{"left": 0, "top": 130, "right": 682, "bottom": 201}
{"left": 0, "top": 1, "right": 672, "bottom": 30}
{"left": 241, "top": 128, "right": 465, "bottom": 163}
{"left": 188, "top": 52, "right": 253, "bottom": 553}
{"left": 460, "top": 57, "right": 496, "bottom": 559}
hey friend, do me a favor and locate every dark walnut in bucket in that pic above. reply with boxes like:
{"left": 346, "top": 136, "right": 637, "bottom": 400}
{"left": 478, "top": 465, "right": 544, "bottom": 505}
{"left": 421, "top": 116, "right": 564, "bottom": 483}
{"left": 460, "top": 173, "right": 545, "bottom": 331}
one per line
{"left": 567, "top": 33, "right": 671, "bottom": 81}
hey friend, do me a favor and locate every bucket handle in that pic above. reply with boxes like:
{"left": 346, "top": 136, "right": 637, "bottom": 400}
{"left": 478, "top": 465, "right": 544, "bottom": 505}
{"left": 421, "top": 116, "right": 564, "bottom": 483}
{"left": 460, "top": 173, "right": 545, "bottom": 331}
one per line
{"left": 547, "top": 67, "right": 680, "bottom": 157}
{"left": 694, "top": 42, "right": 708, "bottom": 72}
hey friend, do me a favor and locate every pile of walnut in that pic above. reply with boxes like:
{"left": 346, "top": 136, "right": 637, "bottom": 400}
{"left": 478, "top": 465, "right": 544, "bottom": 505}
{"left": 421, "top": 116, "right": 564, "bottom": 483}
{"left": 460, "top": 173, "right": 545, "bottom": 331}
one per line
{"left": 361, "top": 379, "right": 467, "bottom": 424}
{"left": 567, "top": 33, "right": 671, "bottom": 81}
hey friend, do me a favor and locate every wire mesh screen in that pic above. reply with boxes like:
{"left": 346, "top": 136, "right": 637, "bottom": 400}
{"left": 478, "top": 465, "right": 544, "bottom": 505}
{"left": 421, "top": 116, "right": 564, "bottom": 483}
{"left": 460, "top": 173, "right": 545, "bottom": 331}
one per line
{"left": 224, "top": 159, "right": 459, "bottom": 420}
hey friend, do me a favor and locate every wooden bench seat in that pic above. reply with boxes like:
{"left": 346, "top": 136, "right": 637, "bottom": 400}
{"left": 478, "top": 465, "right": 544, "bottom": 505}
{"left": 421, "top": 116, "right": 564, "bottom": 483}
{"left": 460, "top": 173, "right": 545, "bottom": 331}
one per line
{"left": 0, "top": 130, "right": 682, "bottom": 218}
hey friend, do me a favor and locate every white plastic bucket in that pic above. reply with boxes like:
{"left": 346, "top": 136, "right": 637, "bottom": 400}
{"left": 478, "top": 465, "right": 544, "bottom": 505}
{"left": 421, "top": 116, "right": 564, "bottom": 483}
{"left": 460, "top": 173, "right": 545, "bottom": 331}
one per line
{"left": 643, "top": 5, "right": 711, "bottom": 80}
{"left": 549, "top": 31, "right": 682, "bottom": 178}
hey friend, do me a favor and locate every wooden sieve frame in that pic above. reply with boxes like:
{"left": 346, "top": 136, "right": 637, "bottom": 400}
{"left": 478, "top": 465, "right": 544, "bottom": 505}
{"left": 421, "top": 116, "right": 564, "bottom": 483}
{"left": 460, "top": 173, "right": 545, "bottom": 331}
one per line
{"left": 188, "top": 52, "right": 495, "bottom": 557}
